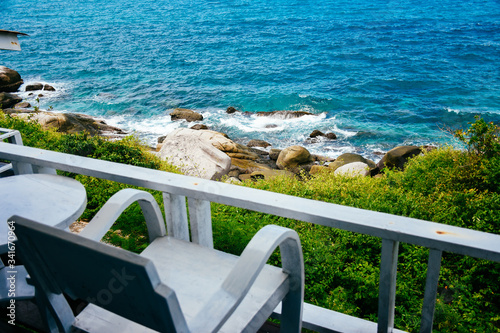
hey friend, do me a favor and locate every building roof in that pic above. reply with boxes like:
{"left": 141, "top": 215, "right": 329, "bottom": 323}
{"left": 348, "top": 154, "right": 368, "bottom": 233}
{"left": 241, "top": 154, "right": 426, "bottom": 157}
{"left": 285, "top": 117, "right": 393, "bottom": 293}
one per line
{"left": 0, "top": 29, "right": 29, "bottom": 36}
{"left": 0, "top": 29, "right": 29, "bottom": 51}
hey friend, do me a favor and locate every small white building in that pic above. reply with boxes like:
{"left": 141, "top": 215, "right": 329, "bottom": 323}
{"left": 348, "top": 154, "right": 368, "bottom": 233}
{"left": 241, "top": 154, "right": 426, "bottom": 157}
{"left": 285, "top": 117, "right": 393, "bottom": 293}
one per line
{"left": 0, "top": 29, "right": 28, "bottom": 51}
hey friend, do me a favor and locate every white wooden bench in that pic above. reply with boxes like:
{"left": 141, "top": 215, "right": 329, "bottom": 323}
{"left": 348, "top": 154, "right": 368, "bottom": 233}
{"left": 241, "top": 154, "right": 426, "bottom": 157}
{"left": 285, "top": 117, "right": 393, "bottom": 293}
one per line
{"left": 12, "top": 189, "right": 304, "bottom": 333}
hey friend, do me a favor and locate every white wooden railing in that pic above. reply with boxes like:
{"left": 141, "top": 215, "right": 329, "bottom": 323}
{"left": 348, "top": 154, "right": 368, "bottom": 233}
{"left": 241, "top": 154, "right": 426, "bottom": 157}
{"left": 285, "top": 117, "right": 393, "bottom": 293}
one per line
{"left": 1, "top": 128, "right": 500, "bottom": 333}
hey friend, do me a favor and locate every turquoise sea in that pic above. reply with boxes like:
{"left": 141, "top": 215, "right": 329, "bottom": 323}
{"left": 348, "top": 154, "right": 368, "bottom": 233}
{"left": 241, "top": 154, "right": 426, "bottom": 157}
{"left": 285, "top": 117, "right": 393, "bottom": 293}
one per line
{"left": 2, "top": 0, "right": 500, "bottom": 161}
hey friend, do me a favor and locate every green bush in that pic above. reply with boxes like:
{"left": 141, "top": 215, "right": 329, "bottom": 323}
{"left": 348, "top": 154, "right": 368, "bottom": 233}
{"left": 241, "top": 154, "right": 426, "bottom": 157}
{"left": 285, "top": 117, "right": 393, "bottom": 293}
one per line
{"left": 453, "top": 116, "right": 500, "bottom": 193}
{"left": 455, "top": 116, "right": 500, "bottom": 159}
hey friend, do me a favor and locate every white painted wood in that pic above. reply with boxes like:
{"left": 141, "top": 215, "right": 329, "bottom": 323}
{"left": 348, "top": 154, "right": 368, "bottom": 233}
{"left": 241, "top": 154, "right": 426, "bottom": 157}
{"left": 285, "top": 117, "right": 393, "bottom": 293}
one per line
{"left": 11, "top": 157, "right": 33, "bottom": 174}
{"left": 277, "top": 234, "right": 304, "bottom": 332}
{"left": 13, "top": 216, "right": 303, "bottom": 332}
{"left": 0, "top": 163, "right": 12, "bottom": 174}
{"left": 377, "top": 239, "right": 399, "bottom": 333}
{"left": 187, "top": 197, "right": 213, "bottom": 248}
{"left": 140, "top": 227, "right": 299, "bottom": 333}
{"left": 14, "top": 216, "right": 188, "bottom": 332}
{"left": 72, "top": 304, "right": 157, "bottom": 332}
{"left": 1, "top": 129, "right": 23, "bottom": 145}
{"left": 189, "top": 225, "right": 303, "bottom": 332}
{"left": 32, "top": 165, "right": 57, "bottom": 174}
{"left": 419, "top": 249, "right": 442, "bottom": 333}
{"left": 163, "top": 192, "right": 189, "bottom": 241}
{"left": 273, "top": 302, "right": 408, "bottom": 333}
{"left": 0, "top": 173, "right": 87, "bottom": 253}
{"left": 80, "top": 189, "right": 166, "bottom": 242}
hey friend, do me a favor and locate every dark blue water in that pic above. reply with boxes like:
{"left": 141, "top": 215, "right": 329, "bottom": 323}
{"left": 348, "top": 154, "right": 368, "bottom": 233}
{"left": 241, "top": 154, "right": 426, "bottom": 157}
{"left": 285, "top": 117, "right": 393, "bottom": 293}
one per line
{"left": 2, "top": 0, "right": 500, "bottom": 160}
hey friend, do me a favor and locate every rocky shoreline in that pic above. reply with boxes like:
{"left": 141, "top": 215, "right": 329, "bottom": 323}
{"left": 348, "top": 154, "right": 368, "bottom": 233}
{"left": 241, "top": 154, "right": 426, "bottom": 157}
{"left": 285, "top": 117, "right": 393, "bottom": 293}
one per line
{"left": 1, "top": 66, "right": 427, "bottom": 181}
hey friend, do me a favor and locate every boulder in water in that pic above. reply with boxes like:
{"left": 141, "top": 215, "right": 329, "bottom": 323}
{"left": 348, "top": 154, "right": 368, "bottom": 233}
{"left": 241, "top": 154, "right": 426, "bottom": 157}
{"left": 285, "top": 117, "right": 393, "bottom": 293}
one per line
{"left": 170, "top": 108, "right": 203, "bottom": 122}
{"left": 0, "top": 66, "right": 23, "bottom": 92}
{"left": 255, "top": 110, "right": 314, "bottom": 119}
{"left": 25, "top": 83, "right": 44, "bottom": 91}
{"left": 247, "top": 139, "right": 271, "bottom": 148}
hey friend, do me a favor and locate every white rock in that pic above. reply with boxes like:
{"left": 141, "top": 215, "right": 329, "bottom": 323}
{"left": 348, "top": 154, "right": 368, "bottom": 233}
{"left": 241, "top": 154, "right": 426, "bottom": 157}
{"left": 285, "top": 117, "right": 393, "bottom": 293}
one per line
{"left": 225, "top": 177, "right": 242, "bottom": 184}
{"left": 334, "top": 162, "right": 370, "bottom": 177}
{"left": 159, "top": 128, "right": 231, "bottom": 180}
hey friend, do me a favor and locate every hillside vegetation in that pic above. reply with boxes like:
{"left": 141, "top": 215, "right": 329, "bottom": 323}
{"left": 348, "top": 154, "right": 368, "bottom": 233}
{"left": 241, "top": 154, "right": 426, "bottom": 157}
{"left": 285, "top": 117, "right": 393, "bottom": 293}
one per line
{"left": 1, "top": 112, "right": 499, "bottom": 332}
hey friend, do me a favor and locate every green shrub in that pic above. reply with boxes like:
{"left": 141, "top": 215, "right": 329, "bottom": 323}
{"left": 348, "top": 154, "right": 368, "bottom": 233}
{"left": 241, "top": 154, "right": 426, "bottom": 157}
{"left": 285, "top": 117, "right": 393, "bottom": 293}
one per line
{"left": 453, "top": 116, "right": 500, "bottom": 193}
{"left": 55, "top": 133, "right": 162, "bottom": 169}
{"left": 455, "top": 116, "right": 500, "bottom": 159}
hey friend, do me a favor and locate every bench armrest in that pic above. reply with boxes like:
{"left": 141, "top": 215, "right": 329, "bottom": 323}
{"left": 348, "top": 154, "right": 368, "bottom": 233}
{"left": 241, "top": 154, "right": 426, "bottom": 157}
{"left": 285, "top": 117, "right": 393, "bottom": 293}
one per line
{"left": 190, "top": 224, "right": 304, "bottom": 332}
{"left": 79, "top": 189, "right": 165, "bottom": 242}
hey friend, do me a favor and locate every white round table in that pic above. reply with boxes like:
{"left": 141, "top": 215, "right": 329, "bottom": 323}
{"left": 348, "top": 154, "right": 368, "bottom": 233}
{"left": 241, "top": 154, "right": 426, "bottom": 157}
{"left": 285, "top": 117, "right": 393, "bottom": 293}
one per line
{"left": 0, "top": 173, "right": 87, "bottom": 254}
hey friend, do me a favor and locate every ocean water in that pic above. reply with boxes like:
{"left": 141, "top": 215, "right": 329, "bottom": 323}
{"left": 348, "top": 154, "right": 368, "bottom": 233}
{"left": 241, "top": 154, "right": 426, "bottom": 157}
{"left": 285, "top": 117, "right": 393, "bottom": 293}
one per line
{"left": 2, "top": 0, "right": 500, "bottom": 161}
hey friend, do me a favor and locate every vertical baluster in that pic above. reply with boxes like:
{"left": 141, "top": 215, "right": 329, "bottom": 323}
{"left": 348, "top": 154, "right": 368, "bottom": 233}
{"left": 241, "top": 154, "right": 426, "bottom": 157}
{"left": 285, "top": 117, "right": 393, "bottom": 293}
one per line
{"left": 32, "top": 165, "right": 57, "bottom": 174}
{"left": 7, "top": 130, "right": 33, "bottom": 174}
{"left": 11, "top": 160, "right": 33, "bottom": 175}
{"left": 162, "top": 192, "right": 189, "bottom": 241}
{"left": 378, "top": 239, "right": 399, "bottom": 333}
{"left": 420, "top": 249, "right": 442, "bottom": 333}
{"left": 187, "top": 198, "right": 213, "bottom": 248}
{"left": 6, "top": 130, "right": 23, "bottom": 145}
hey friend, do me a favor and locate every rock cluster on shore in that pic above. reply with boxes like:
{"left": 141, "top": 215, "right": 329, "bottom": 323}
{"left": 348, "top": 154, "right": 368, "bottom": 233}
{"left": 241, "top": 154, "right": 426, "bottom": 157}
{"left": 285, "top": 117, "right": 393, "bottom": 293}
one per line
{"left": 1, "top": 66, "right": 426, "bottom": 181}
{"left": 160, "top": 106, "right": 425, "bottom": 181}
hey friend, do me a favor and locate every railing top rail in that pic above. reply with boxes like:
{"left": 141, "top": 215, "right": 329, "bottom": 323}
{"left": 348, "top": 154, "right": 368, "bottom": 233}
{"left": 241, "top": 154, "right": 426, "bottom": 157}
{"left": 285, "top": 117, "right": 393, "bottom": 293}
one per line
{"left": 1, "top": 142, "right": 500, "bottom": 262}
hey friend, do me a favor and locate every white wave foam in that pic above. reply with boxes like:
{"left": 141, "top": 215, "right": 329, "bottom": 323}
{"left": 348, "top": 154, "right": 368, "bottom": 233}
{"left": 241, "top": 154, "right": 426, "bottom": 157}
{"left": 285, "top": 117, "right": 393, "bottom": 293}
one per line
{"left": 321, "top": 145, "right": 356, "bottom": 157}
{"left": 446, "top": 107, "right": 461, "bottom": 114}
{"left": 94, "top": 108, "right": 365, "bottom": 154}
{"left": 219, "top": 116, "right": 286, "bottom": 133}
{"left": 332, "top": 124, "right": 357, "bottom": 138}
{"left": 18, "top": 79, "right": 71, "bottom": 99}
{"left": 105, "top": 114, "right": 182, "bottom": 146}
{"left": 16, "top": 79, "right": 73, "bottom": 113}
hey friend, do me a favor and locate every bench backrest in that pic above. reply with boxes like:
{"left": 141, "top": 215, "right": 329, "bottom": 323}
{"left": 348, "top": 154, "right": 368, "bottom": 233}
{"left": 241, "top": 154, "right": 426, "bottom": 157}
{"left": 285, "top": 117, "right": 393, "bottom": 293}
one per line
{"left": 12, "top": 215, "right": 188, "bottom": 332}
